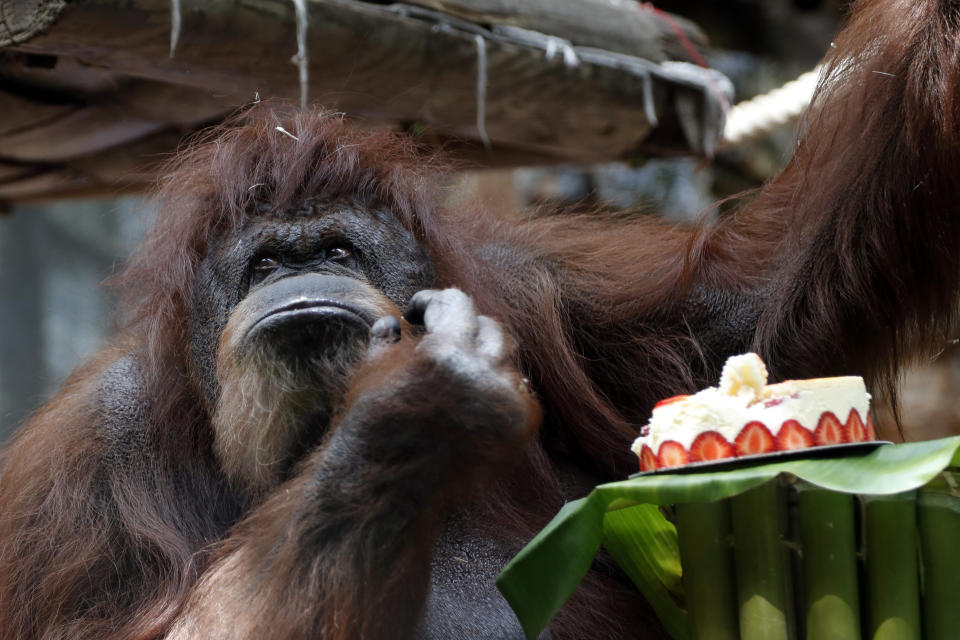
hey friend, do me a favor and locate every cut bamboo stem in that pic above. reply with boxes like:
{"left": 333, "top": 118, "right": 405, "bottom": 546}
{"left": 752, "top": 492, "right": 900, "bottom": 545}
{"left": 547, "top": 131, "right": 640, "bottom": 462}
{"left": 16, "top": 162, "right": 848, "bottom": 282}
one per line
{"left": 797, "top": 488, "right": 860, "bottom": 640}
{"left": 676, "top": 500, "right": 738, "bottom": 640}
{"left": 730, "top": 481, "right": 793, "bottom": 640}
{"left": 863, "top": 492, "right": 920, "bottom": 640}
{"left": 917, "top": 480, "right": 960, "bottom": 640}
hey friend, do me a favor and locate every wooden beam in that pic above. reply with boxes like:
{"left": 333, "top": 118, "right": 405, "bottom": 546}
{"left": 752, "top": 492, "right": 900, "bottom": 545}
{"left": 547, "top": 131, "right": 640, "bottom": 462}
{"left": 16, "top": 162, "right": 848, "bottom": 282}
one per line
{"left": 0, "top": 0, "right": 731, "bottom": 200}
{"left": 8, "top": 0, "right": 726, "bottom": 160}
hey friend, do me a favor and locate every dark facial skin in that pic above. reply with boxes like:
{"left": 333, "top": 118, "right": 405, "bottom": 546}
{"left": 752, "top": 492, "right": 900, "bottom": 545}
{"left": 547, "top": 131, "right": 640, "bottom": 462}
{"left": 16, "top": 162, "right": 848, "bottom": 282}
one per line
{"left": 183, "top": 201, "right": 438, "bottom": 495}
{"left": 189, "top": 200, "right": 436, "bottom": 413}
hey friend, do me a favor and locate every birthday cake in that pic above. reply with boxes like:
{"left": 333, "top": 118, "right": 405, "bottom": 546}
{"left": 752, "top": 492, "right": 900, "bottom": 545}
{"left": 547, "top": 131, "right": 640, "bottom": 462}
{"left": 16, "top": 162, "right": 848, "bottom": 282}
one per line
{"left": 631, "top": 353, "right": 875, "bottom": 471}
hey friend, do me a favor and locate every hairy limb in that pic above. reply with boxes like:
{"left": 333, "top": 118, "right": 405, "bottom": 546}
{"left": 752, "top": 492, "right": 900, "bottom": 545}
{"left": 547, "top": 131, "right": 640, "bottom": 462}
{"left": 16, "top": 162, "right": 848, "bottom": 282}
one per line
{"left": 499, "top": 0, "right": 960, "bottom": 427}
{"left": 705, "top": 0, "right": 960, "bottom": 389}
{"left": 0, "top": 353, "right": 240, "bottom": 640}
{"left": 169, "top": 289, "right": 540, "bottom": 640}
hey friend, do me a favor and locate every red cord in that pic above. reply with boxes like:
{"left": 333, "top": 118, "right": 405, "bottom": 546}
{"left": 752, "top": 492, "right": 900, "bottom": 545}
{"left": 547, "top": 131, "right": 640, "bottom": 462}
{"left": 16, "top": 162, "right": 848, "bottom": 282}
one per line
{"left": 639, "top": 3, "right": 710, "bottom": 68}
{"left": 637, "top": 2, "right": 730, "bottom": 112}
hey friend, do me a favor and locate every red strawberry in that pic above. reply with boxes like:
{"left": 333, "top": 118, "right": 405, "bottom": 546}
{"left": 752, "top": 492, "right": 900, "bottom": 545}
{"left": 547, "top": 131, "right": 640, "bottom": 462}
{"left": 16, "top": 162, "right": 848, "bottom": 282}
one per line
{"left": 734, "top": 421, "right": 776, "bottom": 456}
{"left": 690, "top": 431, "right": 735, "bottom": 462}
{"left": 639, "top": 445, "right": 659, "bottom": 471}
{"left": 777, "top": 419, "right": 815, "bottom": 450}
{"left": 814, "top": 412, "right": 848, "bottom": 445}
{"left": 846, "top": 409, "right": 869, "bottom": 442}
{"left": 654, "top": 395, "right": 689, "bottom": 409}
{"left": 866, "top": 412, "right": 877, "bottom": 440}
{"left": 658, "top": 441, "right": 690, "bottom": 468}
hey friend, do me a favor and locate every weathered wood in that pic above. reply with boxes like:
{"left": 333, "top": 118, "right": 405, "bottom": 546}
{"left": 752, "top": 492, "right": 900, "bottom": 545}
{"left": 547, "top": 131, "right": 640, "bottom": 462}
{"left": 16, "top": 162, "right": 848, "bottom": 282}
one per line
{"left": 2, "top": 106, "right": 161, "bottom": 162}
{"left": 0, "top": 0, "right": 730, "bottom": 201}
{"left": 0, "top": 90, "right": 74, "bottom": 137}
{"left": 409, "top": 0, "right": 706, "bottom": 61}
{"left": 10, "top": 0, "right": 723, "bottom": 156}
{"left": 0, "top": 0, "right": 65, "bottom": 45}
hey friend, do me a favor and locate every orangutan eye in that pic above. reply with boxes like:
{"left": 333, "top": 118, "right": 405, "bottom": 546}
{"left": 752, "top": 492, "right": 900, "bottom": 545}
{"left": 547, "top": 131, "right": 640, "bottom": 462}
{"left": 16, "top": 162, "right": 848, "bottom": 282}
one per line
{"left": 250, "top": 255, "right": 281, "bottom": 285}
{"left": 326, "top": 246, "right": 352, "bottom": 261}
{"left": 255, "top": 255, "right": 281, "bottom": 270}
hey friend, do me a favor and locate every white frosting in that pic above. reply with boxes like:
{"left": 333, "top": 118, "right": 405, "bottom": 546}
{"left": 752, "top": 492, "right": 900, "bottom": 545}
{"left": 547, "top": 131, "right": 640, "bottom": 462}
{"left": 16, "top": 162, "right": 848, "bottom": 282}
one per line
{"left": 631, "top": 353, "right": 871, "bottom": 455}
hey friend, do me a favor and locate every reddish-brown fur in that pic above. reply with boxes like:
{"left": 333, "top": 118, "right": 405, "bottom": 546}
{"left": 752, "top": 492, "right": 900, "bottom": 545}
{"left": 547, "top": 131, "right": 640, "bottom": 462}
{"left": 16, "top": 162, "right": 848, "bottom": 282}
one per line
{"left": 3, "top": 0, "right": 960, "bottom": 637}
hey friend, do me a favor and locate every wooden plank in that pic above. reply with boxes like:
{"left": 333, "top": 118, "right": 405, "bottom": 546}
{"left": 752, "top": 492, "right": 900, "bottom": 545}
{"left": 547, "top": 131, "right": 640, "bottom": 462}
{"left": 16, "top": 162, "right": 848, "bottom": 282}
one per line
{"left": 0, "top": 90, "right": 75, "bottom": 137}
{"left": 0, "top": 0, "right": 731, "bottom": 200}
{"left": 408, "top": 0, "right": 706, "bottom": 60}
{"left": 0, "top": 103, "right": 163, "bottom": 161}
{"left": 6, "top": 0, "right": 725, "bottom": 161}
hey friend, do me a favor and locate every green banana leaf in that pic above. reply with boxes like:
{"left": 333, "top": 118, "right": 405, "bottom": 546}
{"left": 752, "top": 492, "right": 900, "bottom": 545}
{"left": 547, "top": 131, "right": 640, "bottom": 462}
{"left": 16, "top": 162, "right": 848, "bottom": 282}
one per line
{"left": 496, "top": 436, "right": 960, "bottom": 640}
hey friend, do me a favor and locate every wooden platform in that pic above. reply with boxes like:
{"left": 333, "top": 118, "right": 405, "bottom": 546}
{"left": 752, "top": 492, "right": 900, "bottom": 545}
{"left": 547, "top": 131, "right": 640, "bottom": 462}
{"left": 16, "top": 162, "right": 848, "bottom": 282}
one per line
{"left": 0, "top": 0, "right": 731, "bottom": 202}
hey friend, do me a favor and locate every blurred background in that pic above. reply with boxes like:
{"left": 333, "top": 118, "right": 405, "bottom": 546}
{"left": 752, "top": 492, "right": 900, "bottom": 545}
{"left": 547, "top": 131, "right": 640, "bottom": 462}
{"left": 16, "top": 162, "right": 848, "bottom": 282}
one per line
{"left": 3, "top": 0, "right": 958, "bottom": 444}
{"left": 0, "top": 198, "right": 152, "bottom": 437}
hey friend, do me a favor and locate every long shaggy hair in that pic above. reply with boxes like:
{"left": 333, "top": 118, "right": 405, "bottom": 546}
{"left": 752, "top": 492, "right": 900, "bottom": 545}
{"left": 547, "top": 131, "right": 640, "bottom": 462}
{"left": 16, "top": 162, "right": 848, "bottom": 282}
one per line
{"left": 3, "top": 0, "right": 960, "bottom": 638}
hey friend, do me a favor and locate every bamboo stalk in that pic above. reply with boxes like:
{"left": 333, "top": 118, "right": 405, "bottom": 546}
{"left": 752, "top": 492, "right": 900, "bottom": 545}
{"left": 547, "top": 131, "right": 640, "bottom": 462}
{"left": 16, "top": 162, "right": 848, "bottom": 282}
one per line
{"left": 917, "top": 478, "right": 960, "bottom": 640}
{"left": 676, "top": 500, "right": 738, "bottom": 640}
{"left": 730, "top": 481, "right": 793, "bottom": 640}
{"left": 863, "top": 492, "right": 920, "bottom": 640}
{"left": 797, "top": 488, "right": 859, "bottom": 640}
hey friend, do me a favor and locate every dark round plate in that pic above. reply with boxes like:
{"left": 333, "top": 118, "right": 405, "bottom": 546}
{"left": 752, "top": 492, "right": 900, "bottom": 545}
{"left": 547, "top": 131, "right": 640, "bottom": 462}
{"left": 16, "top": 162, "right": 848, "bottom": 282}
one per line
{"left": 628, "top": 440, "right": 893, "bottom": 478}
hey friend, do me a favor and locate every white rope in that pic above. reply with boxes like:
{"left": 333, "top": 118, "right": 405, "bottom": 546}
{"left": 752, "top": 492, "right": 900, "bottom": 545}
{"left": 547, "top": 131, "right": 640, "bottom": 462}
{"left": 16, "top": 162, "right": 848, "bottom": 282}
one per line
{"left": 169, "top": 0, "right": 181, "bottom": 57}
{"left": 544, "top": 37, "right": 579, "bottom": 67}
{"left": 291, "top": 0, "right": 309, "bottom": 109}
{"left": 723, "top": 66, "right": 822, "bottom": 145}
{"left": 474, "top": 34, "right": 491, "bottom": 149}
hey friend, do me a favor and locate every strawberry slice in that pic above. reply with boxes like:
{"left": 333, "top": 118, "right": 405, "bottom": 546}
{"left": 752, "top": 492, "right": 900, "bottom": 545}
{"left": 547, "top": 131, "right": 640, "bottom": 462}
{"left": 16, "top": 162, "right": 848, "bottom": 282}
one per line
{"left": 654, "top": 395, "right": 689, "bottom": 409}
{"left": 690, "top": 431, "right": 735, "bottom": 462}
{"left": 846, "top": 409, "right": 869, "bottom": 442}
{"left": 658, "top": 441, "right": 690, "bottom": 468}
{"left": 639, "top": 445, "right": 659, "bottom": 471}
{"left": 814, "top": 412, "right": 848, "bottom": 445}
{"left": 734, "top": 421, "right": 776, "bottom": 456}
{"left": 777, "top": 419, "right": 815, "bottom": 450}
{"left": 866, "top": 412, "right": 877, "bottom": 440}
